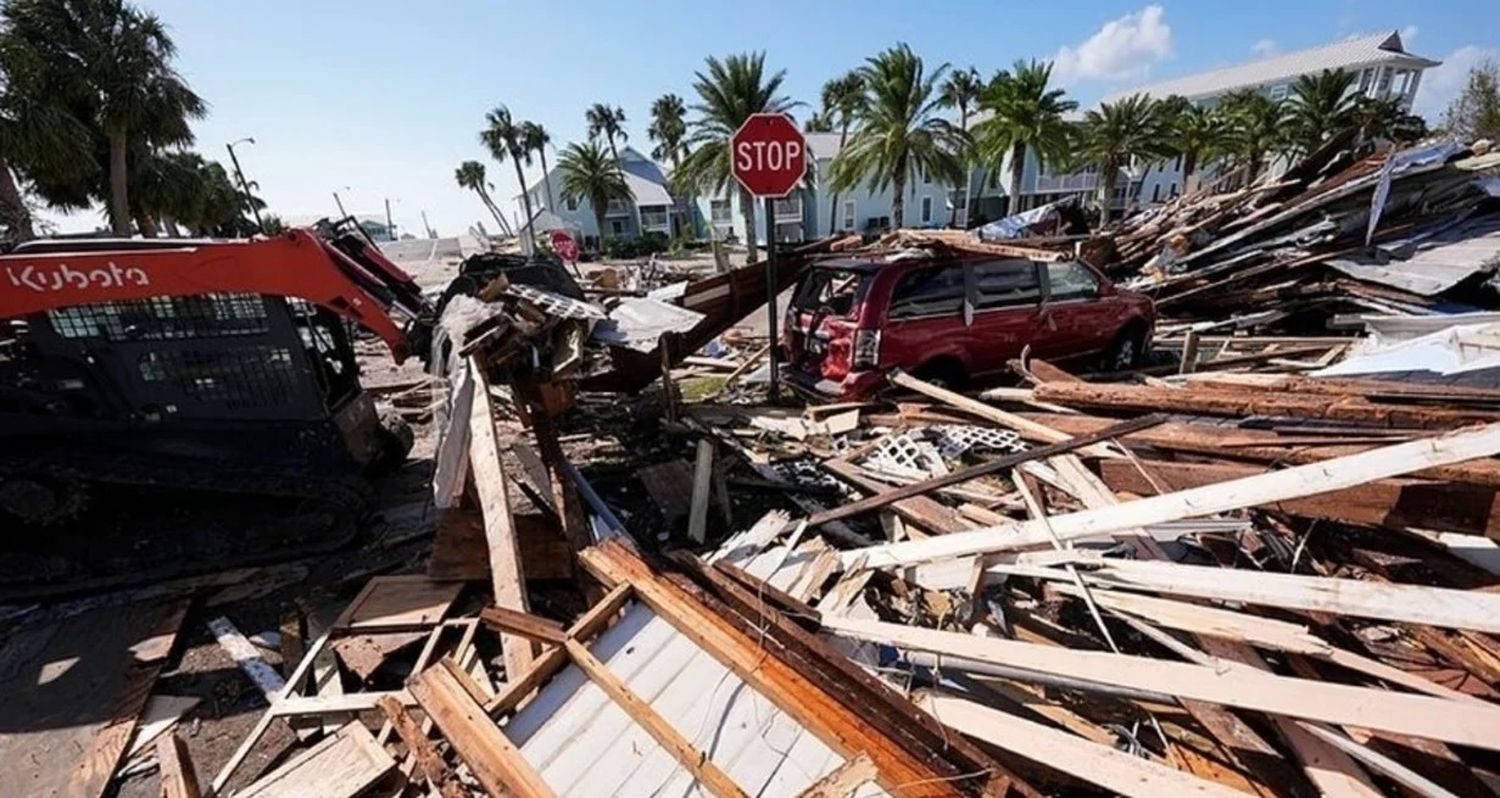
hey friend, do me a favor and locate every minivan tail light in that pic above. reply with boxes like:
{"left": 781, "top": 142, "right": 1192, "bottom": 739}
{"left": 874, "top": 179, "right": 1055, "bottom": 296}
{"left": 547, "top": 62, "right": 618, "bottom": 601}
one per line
{"left": 852, "top": 329, "right": 880, "bottom": 369}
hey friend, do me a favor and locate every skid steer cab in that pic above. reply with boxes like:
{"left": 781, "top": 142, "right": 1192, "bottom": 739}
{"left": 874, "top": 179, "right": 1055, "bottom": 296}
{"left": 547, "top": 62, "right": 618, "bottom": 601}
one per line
{"left": 0, "top": 222, "right": 433, "bottom": 533}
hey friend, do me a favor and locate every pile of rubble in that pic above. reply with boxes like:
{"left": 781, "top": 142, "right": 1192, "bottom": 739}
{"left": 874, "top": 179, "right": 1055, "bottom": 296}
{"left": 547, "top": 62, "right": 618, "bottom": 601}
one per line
{"left": 1100, "top": 138, "right": 1500, "bottom": 335}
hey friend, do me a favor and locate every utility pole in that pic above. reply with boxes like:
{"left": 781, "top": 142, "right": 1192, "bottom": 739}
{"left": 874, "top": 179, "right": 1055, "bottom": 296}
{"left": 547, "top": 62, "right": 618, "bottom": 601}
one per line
{"left": 332, "top": 191, "right": 348, "bottom": 217}
{"left": 226, "top": 138, "right": 264, "bottom": 233}
{"left": 421, "top": 210, "right": 436, "bottom": 239}
{"left": 384, "top": 198, "right": 395, "bottom": 239}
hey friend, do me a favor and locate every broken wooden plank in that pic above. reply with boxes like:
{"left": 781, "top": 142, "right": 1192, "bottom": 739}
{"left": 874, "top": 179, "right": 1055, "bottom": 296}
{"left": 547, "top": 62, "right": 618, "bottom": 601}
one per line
{"left": 561, "top": 636, "right": 749, "bottom": 797}
{"left": 333, "top": 575, "right": 464, "bottom": 631}
{"left": 207, "top": 616, "right": 286, "bottom": 700}
{"left": 687, "top": 438, "right": 716, "bottom": 544}
{"left": 377, "top": 696, "right": 466, "bottom": 798}
{"left": 843, "top": 422, "right": 1500, "bottom": 571}
{"left": 468, "top": 360, "right": 537, "bottom": 681}
{"left": 483, "top": 583, "right": 634, "bottom": 717}
{"left": 480, "top": 606, "right": 569, "bottom": 646}
{"left": 636, "top": 459, "right": 695, "bottom": 523}
{"left": 235, "top": 721, "right": 396, "bottom": 798}
{"left": 888, "top": 368, "right": 1114, "bottom": 456}
{"left": 411, "top": 660, "right": 557, "bottom": 798}
{"left": 794, "top": 754, "right": 877, "bottom": 798}
{"left": 154, "top": 732, "right": 201, "bottom": 798}
{"left": 918, "top": 692, "right": 1248, "bottom": 798}
{"left": 824, "top": 615, "right": 1500, "bottom": 750}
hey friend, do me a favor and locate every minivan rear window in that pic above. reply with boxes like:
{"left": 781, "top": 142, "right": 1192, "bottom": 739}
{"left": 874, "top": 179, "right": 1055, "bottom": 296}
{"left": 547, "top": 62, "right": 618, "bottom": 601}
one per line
{"left": 888, "top": 264, "right": 966, "bottom": 320}
{"left": 793, "top": 269, "right": 870, "bottom": 317}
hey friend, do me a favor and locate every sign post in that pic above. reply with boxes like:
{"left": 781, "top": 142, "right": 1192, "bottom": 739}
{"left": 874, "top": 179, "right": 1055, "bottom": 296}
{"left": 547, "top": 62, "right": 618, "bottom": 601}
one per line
{"left": 729, "top": 113, "right": 806, "bottom": 401}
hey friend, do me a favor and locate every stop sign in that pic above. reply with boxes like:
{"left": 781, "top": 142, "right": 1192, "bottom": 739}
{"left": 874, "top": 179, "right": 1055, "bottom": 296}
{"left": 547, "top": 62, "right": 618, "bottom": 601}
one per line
{"left": 550, "top": 230, "right": 579, "bottom": 263}
{"left": 730, "top": 113, "right": 806, "bottom": 198}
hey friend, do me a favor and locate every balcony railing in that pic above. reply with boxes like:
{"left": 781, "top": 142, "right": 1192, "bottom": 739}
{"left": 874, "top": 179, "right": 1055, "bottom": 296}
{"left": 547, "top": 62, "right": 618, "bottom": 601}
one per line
{"left": 1034, "top": 173, "right": 1099, "bottom": 193}
{"left": 605, "top": 199, "right": 632, "bottom": 217}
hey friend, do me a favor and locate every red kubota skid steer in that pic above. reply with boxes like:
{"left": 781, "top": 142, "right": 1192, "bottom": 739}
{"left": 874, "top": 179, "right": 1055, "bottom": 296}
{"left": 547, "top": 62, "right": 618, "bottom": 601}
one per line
{"left": 0, "top": 220, "right": 433, "bottom": 597}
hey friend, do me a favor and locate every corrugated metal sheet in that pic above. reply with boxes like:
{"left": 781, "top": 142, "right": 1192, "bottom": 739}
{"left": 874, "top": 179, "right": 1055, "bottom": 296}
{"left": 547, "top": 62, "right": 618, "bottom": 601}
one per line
{"left": 1327, "top": 213, "right": 1500, "bottom": 295}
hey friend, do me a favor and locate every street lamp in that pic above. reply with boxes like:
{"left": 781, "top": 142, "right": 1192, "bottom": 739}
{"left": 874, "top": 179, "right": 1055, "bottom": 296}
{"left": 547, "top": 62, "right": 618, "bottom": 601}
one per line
{"left": 225, "top": 137, "right": 264, "bottom": 233}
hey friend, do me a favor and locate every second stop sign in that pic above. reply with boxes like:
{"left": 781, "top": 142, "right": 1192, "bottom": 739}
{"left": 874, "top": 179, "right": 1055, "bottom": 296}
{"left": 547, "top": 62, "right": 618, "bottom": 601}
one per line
{"left": 730, "top": 113, "right": 807, "bottom": 198}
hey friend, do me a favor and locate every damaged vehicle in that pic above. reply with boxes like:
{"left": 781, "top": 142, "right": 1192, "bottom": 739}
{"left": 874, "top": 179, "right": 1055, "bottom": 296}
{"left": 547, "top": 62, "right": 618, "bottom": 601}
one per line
{"left": 783, "top": 252, "right": 1155, "bottom": 397}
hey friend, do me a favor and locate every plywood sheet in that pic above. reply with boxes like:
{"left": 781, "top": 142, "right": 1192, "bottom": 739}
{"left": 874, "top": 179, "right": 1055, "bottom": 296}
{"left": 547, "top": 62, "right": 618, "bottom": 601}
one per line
{"left": 236, "top": 721, "right": 395, "bottom": 798}
{"left": 336, "top": 575, "right": 462, "bottom": 630}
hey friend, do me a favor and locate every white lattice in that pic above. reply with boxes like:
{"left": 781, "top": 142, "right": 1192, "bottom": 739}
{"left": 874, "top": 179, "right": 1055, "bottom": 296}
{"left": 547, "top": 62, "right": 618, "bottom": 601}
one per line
{"left": 932, "top": 425, "right": 1027, "bottom": 459}
{"left": 861, "top": 434, "right": 949, "bottom": 480}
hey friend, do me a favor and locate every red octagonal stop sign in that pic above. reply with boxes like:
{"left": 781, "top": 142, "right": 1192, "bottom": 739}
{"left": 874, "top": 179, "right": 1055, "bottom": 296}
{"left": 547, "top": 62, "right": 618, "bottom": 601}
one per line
{"left": 730, "top": 113, "right": 807, "bottom": 198}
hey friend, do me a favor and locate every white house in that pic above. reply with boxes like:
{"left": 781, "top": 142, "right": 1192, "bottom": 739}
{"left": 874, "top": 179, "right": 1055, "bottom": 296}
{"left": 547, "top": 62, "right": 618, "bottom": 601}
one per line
{"left": 515, "top": 146, "right": 676, "bottom": 247}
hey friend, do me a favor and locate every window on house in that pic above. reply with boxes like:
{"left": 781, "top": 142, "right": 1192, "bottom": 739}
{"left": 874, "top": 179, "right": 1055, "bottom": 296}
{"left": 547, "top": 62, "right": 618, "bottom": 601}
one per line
{"left": 920, "top": 197, "right": 933, "bottom": 224}
{"left": 710, "top": 199, "right": 731, "bottom": 224}
{"left": 1045, "top": 261, "right": 1101, "bottom": 302}
{"left": 565, "top": 196, "right": 578, "bottom": 211}
{"left": 1151, "top": 184, "right": 1161, "bottom": 203}
{"left": 1170, "top": 182, "right": 1179, "bottom": 197}
{"left": 842, "top": 200, "right": 855, "bottom": 230}
{"left": 922, "top": 166, "right": 932, "bottom": 185}
{"left": 1174, "top": 154, "right": 1183, "bottom": 172}
{"left": 1377, "top": 68, "right": 1392, "bottom": 95}
{"left": 972, "top": 260, "right": 1042, "bottom": 310}
{"left": 610, "top": 219, "right": 626, "bottom": 236}
{"left": 887, "top": 264, "right": 967, "bottom": 320}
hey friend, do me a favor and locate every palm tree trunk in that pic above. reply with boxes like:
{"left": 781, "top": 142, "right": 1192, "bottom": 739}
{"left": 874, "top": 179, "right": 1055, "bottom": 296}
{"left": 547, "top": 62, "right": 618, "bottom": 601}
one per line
{"left": 828, "top": 123, "right": 850, "bottom": 236}
{"left": 1182, "top": 151, "right": 1198, "bottom": 194}
{"left": 741, "top": 188, "right": 759, "bottom": 264}
{"left": 162, "top": 217, "right": 183, "bottom": 237}
{"left": 1098, "top": 159, "right": 1117, "bottom": 222}
{"left": 594, "top": 209, "right": 607, "bottom": 245}
{"left": 1007, "top": 142, "right": 1025, "bottom": 217}
{"left": 134, "top": 209, "right": 158, "bottom": 237}
{"left": 950, "top": 113, "right": 968, "bottom": 228}
{"left": 513, "top": 161, "right": 535, "bottom": 246}
{"left": 538, "top": 149, "right": 554, "bottom": 210}
{"left": 108, "top": 129, "right": 132, "bottom": 236}
{"left": 477, "top": 188, "right": 513, "bottom": 235}
{"left": 892, "top": 174, "right": 906, "bottom": 230}
{"left": 0, "top": 161, "right": 35, "bottom": 241}
{"left": 607, "top": 136, "right": 622, "bottom": 173}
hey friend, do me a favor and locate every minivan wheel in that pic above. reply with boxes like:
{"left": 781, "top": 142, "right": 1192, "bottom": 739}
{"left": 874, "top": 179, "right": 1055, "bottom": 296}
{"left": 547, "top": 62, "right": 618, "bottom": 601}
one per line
{"left": 913, "top": 359, "right": 966, "bottom": 390}
{"left": 1105, "top": 329, "right": 1145, "bottom": 371}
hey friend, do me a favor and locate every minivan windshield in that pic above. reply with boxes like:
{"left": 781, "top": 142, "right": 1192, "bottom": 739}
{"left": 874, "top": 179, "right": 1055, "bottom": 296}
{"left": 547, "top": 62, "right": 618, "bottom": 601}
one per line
{"left": 792, "top": 268, "right": 870, "bottom": 317}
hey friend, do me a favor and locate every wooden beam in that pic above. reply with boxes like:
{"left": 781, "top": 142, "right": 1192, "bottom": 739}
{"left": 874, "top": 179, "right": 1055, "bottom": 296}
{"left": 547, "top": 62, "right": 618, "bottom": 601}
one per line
{"left": 1003, "top": 554, "right": 1500, "bottom": 634}
{"left": 479, "top": 606, "right": 569, "bottom": 645}
{"left": 155, "top": 732, "right": 202, "bottom": 798}
{"left": 484, "top": 583, "right": 633, "bottom": 717}
{"left": 467, "top": 360, "right": 537, "bottom": 681}
{"left": 688, "top": 437, "right": 715, "bottom": 544}
{"left": 840, "top": 422, "right": 1500, "bottom": 571}
{"left": 1096, "top": 456, "right": 1500, "bottom": 538}
{"left": 822, "top": 615, "right": 1500, "bottom": 751}
{"left": 561, "top": 636, "right": 748, "bottom": 798}
{"left": 795, "top": 754, "right": 877, "bottom": 798}
{"left": 807, "top": 414, "right": 1163, "bottom": 527}
{"left": 377, "top": 696, "right": 466, "bottom": 798}
{"left": 918, "top": 692, "right": 1248, "bottom": 798}
{"left": 411, "top": 662, "right": 557, "bottom": 798}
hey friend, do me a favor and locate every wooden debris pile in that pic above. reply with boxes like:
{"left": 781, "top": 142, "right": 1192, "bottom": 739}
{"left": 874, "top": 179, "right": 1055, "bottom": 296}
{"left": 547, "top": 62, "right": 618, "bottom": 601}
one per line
{"left": 1096, "top": 139, "right": 1500, "bottom": 332}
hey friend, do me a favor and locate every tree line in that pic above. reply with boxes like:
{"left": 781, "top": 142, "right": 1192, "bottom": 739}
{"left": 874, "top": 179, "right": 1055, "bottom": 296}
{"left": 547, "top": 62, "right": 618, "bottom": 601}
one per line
{"left": 0, "top": 0, "right": 269, "bottom": 241}
{"left": 463, "top": 43, "right": 1452, "bottom": 261}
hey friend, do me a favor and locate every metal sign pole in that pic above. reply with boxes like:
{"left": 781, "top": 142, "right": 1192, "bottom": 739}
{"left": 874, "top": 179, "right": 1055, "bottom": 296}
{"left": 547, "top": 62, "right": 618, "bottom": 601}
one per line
{"left": 763, "top": 196, "right": 779, "bottom": 401}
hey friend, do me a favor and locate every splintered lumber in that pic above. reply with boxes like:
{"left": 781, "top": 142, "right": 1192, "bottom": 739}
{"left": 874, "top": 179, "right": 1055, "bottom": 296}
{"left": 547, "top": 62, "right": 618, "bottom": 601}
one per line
{"left": 795, "top": 754, "right": 878, "bottom": 798}
{"left": 839, "top": 422, "right": 1500, "bottom": 571}
{"left": 411, "top": 661, "right": 557, "bottom": 798}
{"left": 560, "top": 636, "right": 749, "bottom": 798}
{"left": 1020, "top": 412, "right": 1500, "bottom": 488}
{"left": 207, "top": 616, "right": 285, "bottom": 699}
{"left": 822, "top": 616, "right": 1500, "bottom": 750}
{"left": 807, "top": 414, "right": 1164, "bottom": 527}
{"left": 155, "top": 732, "right": 202, "bottom": 798}
{"left": 1005, "top": 555, "right": 1500, "bottom": 634}
{"left": 377, "top": 696, "right": 465, "bottom": 798}
{"left": 687, "top": 438, "right": 716, "bottom": 543}
{"left": 467, "top": 360, "right": 537, "bottom": 680}
{"left": 236, "top": 721, "right": 396, "bottom": 798}
{"left": 579, "top": 541, "right": 1012, "bottom": 798}
{"left": 1031, "top": 381, "right": 1500, "bottom": 429}
{"left": 1096, "top": 457, "right": 1500, "bottom": 537}
{"left": 484, "top": 583, "right": 634, "bottom": 717}
{"left": 479, "top": 605, "right": 569, "bottom": 645}
{"left": 916, "top": 692, "right": 1249, "bottom": 798}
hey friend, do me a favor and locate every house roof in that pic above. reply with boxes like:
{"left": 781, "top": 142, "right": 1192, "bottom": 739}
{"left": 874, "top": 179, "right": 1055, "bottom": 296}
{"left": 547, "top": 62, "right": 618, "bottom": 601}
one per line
{"left": 523, "top": 145, "right": 673, "bottom": 207}
{"left": 1102, "top": 31, "right": 1440, "bottom": 103}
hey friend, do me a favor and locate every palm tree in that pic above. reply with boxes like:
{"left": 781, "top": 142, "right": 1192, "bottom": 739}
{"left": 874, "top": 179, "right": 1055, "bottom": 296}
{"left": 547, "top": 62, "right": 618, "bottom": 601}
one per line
{"left": 1219, "top": 89, "right": 1287, "bottom": 182}
{"left": 821, "top": 71, "right": 865, "bottom": 235}
{"left": 938, "top": 66, "right": 981, "bottom": 226}
{"left": 973, "top": 60, "right": 1076, "bottom": 217}
{"left": 586, "top": 103, "right": 628, "bottom": 166}
{"left": 558, "top": 140, "right": 631, "bottom": 245}
{"left": 1286, "top": 69, "right": 1359, "bottom": 155}
{"left": 1165, "top": 103, "right": 1225, "bottom": 193}
{"left": 520, "top": 121, "right": 554, "bottom": 211}
{"left": 1077, "top": 94, "right": 1171, "bottom": 219}
{"left": 675, "top": 52, "right": 796, "bottom": 263}
{"left": 454, "top": 160, "right": 513, "bottom": 236}
{"left": 1351, "top": 95, "right": 1428, "bottom": 144}
{"left": 803, "top": 111, "right": 833, "bottom": 133}
{"left": 0, "top": 33, "right": 93, "bottom": 240}
{"left": 481, "top": 105, "right": 536, "bottom": 241}
{"left": 648, "top": 93, "right": 690, "bottom": 237}
{"left": 830, "top": 44, "right": 964, "bottom": 229}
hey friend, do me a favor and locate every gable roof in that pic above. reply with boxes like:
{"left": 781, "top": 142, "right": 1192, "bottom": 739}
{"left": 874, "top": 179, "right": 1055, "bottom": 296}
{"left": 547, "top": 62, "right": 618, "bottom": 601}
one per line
{"left": 523, "top": 145, "right": 672, "bottom": 207}
{"left": 1102, "top": 31, "right": 1440, "bottom": 103}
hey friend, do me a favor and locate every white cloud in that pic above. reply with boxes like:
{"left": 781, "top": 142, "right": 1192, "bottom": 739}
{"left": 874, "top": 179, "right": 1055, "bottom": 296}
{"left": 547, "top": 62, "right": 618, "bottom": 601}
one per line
{"left": 1414, "top": 44, "right": 1499, "bottom": 123}
{"left": 1250, "top": 39, "right": 1278, "bottom": 58}
{"left": 1400, "top": 25, "right": 1419, "bottom": 44}
{"left": 1053, "top": 5, "right": 1173, "bottom": 84}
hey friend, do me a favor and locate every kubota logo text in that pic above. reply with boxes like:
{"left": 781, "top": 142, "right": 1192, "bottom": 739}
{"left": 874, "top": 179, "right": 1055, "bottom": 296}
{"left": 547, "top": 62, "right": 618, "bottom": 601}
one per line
{"left": 5, "top": 262, "right": 151, "bottom": 293}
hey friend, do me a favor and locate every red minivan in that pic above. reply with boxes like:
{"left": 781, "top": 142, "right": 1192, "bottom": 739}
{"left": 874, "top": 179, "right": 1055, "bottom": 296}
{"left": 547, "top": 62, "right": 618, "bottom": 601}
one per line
{"left": 783, "top": 253, "right": 1155, "bottom": 398}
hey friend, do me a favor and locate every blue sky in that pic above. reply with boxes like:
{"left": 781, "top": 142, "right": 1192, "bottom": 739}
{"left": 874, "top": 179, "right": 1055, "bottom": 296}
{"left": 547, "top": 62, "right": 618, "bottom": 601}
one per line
{"left": 42, "top": 0, "right": 1500, "bottom": 236}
